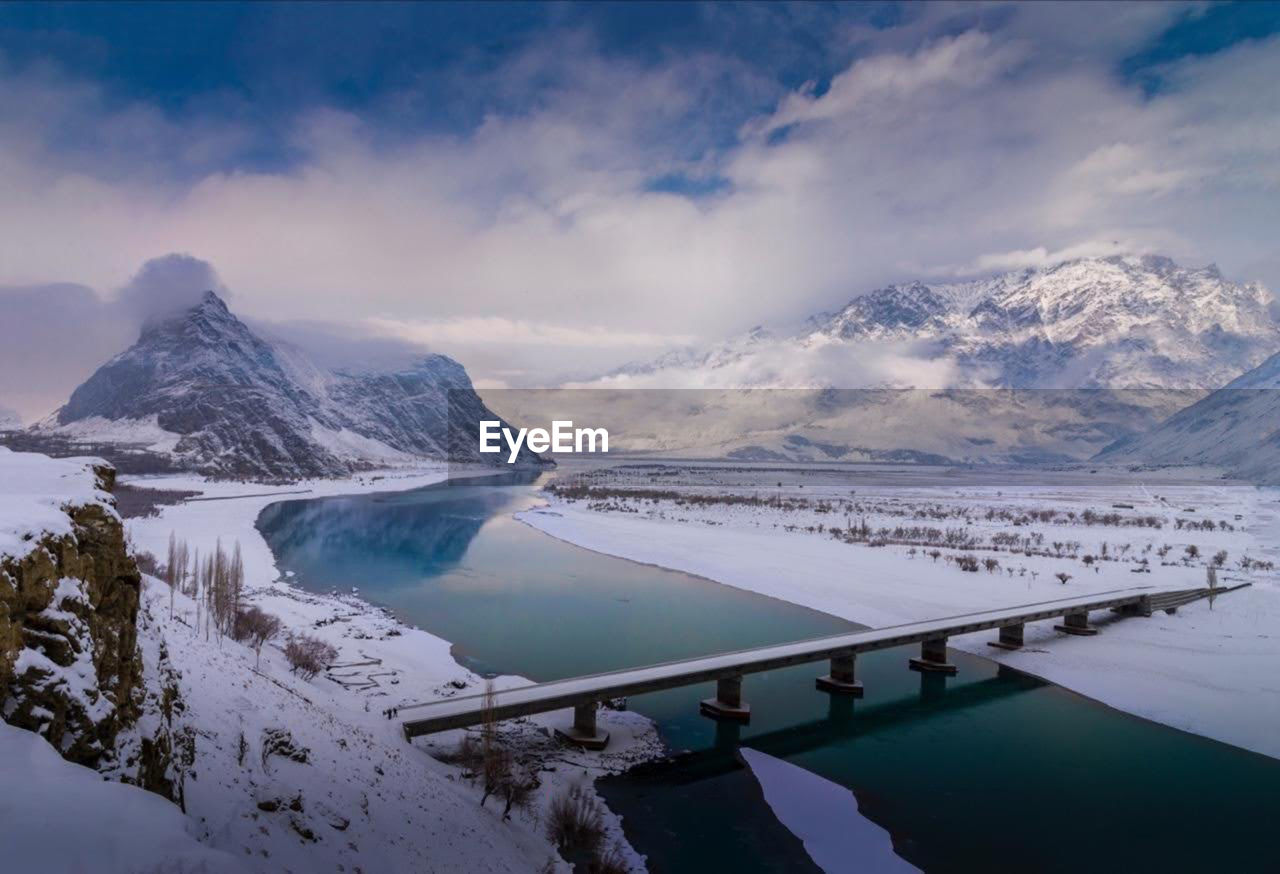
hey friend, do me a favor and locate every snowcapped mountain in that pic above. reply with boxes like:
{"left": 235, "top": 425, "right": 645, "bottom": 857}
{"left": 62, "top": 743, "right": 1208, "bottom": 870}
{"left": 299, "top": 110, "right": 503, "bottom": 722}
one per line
{"left": 39, "top": 291, "right": 542, "bottom": 480}
{"left": 1096, "top": 350, "right": 1280, "bottom": 484}
{"left": 607, "top": 256, "right": 1279, "bottom": 391}
{"left": 584, "top": 256, "right": 1279, "bottom": 463}
{"left": 0, "top": 406, "right": 20, "bottom": 430}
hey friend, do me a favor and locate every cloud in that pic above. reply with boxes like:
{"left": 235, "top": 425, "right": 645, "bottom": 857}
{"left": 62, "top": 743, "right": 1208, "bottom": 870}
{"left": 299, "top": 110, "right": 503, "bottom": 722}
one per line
{"left": 116, "top": 253, "right": 228, "bottom": 324}
{"left": 0, "top": 6, "right": 1278, "bottom": 398}
{"left": 0, "top": 283, "right": 134, "bottom": 422}
{"left": 0, "top": 254, "right": 229, "bottom": 420}
{"left": 573, "top": 336, "right": 965, "bottom": 391}
{"left": 366, "top": 316, "right": 694, "bottom": 349}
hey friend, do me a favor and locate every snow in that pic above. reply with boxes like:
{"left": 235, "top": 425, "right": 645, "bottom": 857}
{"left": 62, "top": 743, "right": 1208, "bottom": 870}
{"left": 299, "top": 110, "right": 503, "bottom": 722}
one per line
{"left": 521, "top": 472, "right": 1280, "bottom": 760}
{"left": 36, "top": 414, "right": 184, "bottom": 453}
{"left": 118, "top": 466, "right": 658, "bottom": 871}
{"left": 740, "top": 748, "right": 917, "bottom": 874}
{"left": 45, "top": 292, "right": 538, "bottom": 480}
{"left": 0, "top": 446, "right": 115, "bottom": 560}
{"left": 307, "top": 420, "right": 419, "bottom": 466}
{"left": 595, "top": 255, "right": 1279, "bottom": 392}
{"left": 0, "top": 719, "right": 245, "bottom": 873}
{"left": 1099, "top": 349, "right": 1280, "bottom": 483}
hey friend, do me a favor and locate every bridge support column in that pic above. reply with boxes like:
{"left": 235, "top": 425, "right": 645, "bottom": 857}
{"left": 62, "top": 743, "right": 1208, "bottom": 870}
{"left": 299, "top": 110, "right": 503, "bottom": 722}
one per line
{"left": 988, "top": 623, "right": 1025, "bottom": 651}
{"left": 816, "top": 652, "right": 864, "bottom": 696}
{"left": 554, "top": 702, "right": 610, "bottom": 751}
{"left": 909, "top": 637, "right": 957, "bottom": 674}
{"left": 1054, "top": 610, "right": 1098, "bottom": 636}
{"left": 700, "top": 676, "right": 751, "bottom": 722}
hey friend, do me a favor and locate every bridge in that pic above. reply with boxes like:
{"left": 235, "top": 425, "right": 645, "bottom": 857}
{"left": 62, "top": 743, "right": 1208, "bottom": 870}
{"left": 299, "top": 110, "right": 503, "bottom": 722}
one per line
{"left": 399, "top": 583, "right": 1243, "bottom": 749}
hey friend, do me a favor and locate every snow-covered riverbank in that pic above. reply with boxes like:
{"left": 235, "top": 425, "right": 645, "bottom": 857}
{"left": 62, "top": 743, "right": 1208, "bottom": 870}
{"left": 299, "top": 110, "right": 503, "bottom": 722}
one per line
{"left": 119, "top": 466, "right": 660, "bottom": 872}
{"left": 520, "top": 471, "right": 1280, "bottom": 760}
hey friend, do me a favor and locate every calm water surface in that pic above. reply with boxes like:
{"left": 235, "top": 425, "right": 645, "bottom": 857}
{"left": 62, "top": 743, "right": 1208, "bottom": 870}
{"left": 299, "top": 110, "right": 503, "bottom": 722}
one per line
{"left": 258, "top": 474, "right": 1280, "bottom": 873}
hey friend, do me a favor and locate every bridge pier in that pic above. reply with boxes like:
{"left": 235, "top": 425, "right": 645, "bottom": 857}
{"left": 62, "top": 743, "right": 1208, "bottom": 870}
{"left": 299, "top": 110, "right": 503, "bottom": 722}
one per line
{"left": 554, "top": 702, "right": 610, "bottom": 751}
{"left": 909, "top": 637, "right": 957, "bottom": 674}
{"left": 700, "top": 675, "right": 751, "bottom": 722}
{"left": 1054, "top": 610, "right": 1098, "bottom": 636}
{"left": 988, "top": 622, "right": 1025, "bottom": 651}
{"left": 816, "top": 652, "right": 864, "bottom": 696}
{"left": 1113, "top": 596, "right": 1152, "bottom": 618}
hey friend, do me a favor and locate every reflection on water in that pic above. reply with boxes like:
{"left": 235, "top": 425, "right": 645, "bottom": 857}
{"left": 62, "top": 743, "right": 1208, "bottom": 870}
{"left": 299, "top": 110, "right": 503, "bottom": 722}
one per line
{"left": 258, "top": 476, "right": 1280, "bottom": 873}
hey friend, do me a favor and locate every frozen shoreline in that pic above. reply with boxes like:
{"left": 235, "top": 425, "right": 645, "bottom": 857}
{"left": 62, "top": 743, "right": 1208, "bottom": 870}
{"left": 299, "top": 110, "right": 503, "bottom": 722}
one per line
{"left": 518, "top": 480, "right": 1280, "bottom": 761}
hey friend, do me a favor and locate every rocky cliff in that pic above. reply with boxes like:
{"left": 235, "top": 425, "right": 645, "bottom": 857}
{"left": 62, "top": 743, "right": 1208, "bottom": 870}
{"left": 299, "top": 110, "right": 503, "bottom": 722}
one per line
{"left": 0, "top": 457, "right": 143, "bottom": 766}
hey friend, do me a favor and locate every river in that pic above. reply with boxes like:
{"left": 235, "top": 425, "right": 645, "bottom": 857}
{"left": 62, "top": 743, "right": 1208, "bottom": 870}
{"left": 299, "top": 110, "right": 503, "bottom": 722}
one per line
{"left": 257, "top": 473, "right": 1279, "bottom": 872}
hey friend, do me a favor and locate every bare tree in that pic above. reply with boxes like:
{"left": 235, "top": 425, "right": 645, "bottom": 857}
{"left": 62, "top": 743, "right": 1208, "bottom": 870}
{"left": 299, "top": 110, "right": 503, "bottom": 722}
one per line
{"left": 235, "top": 606, "right": 282, "bottom": 669}
{"left": 165, "top": 532, "right": 178, "bottom": 588}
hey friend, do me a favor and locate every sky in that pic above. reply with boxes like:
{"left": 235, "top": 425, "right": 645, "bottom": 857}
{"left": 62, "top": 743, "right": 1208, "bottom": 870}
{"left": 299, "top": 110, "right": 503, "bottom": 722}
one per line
{"left": 2, "top": 1, "right": 1280, "bottom": 419}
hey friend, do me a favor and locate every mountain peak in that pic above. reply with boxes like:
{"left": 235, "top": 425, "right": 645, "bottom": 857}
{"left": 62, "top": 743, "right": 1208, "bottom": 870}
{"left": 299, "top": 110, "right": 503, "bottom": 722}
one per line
{"left": 198, "top": 288, "right": 228, "bottom": 309}
{"left": 48, "top": 291, "right": 538, "bottom": 478}
{"left": 611, "top": 253, "right": 1279, "bottom": 393}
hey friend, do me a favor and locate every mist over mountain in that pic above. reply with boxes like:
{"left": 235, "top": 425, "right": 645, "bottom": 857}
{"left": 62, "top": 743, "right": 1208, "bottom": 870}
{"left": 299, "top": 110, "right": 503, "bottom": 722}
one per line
{"left": 552, "top": 255, "right": 1280, "bottom": 464}
{"left": 1097, "top": 350, "right": 1280, "bottom": 484}
{"left": 38, "top": 291, "right": 542, "bottom": 480}
{"left": 603, "top": 256, "right": 1279, "bottom": 391}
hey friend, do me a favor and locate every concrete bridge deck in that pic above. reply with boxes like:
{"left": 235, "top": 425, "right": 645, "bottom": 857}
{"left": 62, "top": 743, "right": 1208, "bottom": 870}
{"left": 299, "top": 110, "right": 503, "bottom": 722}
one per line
{"left": 399, "top": 583, "right": 1238, "bottom": 748}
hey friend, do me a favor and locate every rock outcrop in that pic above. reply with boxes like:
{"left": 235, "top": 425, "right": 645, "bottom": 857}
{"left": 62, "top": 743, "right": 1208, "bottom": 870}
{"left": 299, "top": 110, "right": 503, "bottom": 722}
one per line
{"left": 0, "top": 463, "right": 144, "bottom": 766}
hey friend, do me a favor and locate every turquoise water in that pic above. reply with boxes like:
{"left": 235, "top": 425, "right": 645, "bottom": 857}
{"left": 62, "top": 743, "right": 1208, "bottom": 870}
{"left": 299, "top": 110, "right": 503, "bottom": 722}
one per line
{"left": 257, "top": 475, "right": 1280, "bottom": 873}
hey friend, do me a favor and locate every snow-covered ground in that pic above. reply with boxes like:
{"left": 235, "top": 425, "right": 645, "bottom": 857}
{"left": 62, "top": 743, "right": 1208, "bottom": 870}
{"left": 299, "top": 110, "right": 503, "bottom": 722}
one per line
{"left": 33, "top": 414, "right": 184, "bottom": 453}
{"left": 520, "top": 466, "right": 1280, "bottom": 760}
{"left": 0, "top": 718, "right": 246, "bottom": 873}
{"left": 0, "top": 445, "right": 115, "bottom": 559}
{"left": 741, "top": 748, "right": 917, "bottom": 874}
{"left": 120, "top": 465, "right": 660, "bottom": 872}
{"left": 9, "top": 449, "right": 1277, "bottom": 870}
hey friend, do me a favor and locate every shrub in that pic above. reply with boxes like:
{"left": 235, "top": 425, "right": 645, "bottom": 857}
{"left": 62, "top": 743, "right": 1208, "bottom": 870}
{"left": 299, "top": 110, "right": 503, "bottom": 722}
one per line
{"left": 547, "top": 784, "right": 605, "bottom": 858}
{"left": 134, "top": 550, "right": 163, "bottom": 577}
{"left": 284, "top": 632, "right": 337, "bottom": 680}
{"left": 593, "top": 843, "right": 630, "bottom": 874}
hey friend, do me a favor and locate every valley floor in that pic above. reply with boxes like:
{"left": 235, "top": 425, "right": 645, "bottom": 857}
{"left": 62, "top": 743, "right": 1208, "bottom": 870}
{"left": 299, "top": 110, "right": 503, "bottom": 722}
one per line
{"left": 519, "top": 464, "right": 1280, "bottom": 760}
{"left": 121, "top": 466, "right": 660, "bottom": 873}
{"left": 67, "top": 459, "right": 1280, "bottom": 872}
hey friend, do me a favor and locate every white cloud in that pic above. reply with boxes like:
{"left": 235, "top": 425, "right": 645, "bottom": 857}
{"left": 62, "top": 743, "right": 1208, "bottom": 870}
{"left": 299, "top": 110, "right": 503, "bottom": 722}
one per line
{"left": 1, "top": 9, "right": 1278, "bottom": 407}
{"left": 366, "top": 316, "right": 695, "bottom": 349}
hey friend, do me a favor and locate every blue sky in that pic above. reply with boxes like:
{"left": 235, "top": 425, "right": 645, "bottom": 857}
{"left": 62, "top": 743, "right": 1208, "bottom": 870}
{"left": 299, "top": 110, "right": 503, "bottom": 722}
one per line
{"left": 1, "top": 1, "right": 1279, "bottom": 412}
{"left": 5, "top": 2, "right": 1275, "bottom": 179}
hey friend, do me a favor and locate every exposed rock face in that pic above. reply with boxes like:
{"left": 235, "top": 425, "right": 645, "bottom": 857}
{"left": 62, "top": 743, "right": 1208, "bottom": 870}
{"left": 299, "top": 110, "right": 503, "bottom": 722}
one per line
{"left": 0, "top": 464, "right": 143, "bottom": 766}
{"left": 44, "top": 291, "right": 545, "bottom": 480}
